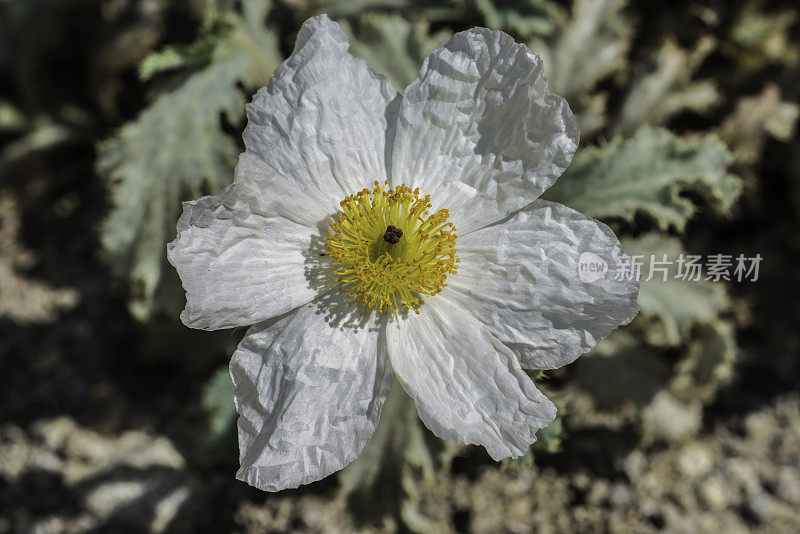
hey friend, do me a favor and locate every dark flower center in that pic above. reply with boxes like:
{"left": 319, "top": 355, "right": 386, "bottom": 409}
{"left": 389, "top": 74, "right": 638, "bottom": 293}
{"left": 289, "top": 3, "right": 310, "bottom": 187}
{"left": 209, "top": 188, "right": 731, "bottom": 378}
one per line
{"left": 383, "top": 225, "right": 403, "bottom": 244}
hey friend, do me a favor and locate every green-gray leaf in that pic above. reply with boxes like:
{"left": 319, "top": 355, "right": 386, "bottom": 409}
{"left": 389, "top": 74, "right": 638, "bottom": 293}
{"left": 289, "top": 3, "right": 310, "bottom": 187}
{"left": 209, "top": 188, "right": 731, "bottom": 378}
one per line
{"left": 138, "top": 20, "right": 233, "bottom": 82}
{"left": 619, "top": 37, "right": 719, "bottom": 136}
{"left": 543, "top": 127, "right": 742, "bottom": 232}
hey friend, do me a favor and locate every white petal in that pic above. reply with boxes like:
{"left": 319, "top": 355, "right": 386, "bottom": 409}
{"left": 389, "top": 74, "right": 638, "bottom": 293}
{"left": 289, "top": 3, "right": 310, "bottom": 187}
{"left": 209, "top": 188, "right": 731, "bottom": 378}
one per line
{"left": 390, "top": 27, "right": 578, "bottom": 235}
{"left": 231, "top": 296, "right": 393, "bottom": 492}
{"left": 447, "top": 200, "right": 640, "bottom": 370}
{"left": 167, "top": 180, "right": 335, "bottom": 330}
{"left": 243, "top": 15, "right": 399, "bottom": 215}
{"left": 231, "top": 151, "right": 332, "bottom": 229}
{"left": 386, "top": 296, "right": 556, "bottom": 460}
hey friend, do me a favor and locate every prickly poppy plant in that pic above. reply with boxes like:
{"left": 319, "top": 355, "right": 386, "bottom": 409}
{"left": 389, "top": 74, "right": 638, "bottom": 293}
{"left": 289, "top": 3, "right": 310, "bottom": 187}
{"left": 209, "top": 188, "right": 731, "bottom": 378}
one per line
{"left": 168, "top": 15, "right": 639, "bottom": 491}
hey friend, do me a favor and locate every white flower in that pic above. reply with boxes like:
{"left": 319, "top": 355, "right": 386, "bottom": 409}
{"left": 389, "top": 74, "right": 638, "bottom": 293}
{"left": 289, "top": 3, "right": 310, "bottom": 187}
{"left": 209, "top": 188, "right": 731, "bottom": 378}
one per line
{"left": 167, "top": 15, "right": 639, "bottom": 492}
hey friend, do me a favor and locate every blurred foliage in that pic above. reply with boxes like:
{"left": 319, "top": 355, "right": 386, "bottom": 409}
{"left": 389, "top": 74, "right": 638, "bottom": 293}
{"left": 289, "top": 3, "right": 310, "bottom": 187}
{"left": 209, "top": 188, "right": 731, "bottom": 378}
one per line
{"left": 1, "top": 0, "right": 799, "bottom": 530}
{"left": 138, "top": 19, "right": 231, "bottom": 82}
{"left": 469, "top": 0, "right": 562, "bottom": 37}
{"left": 719, "top": 83, "right": 799, "bottom": 168}
{"left": 99, "top": 0, "right": 282, "bottom": 321}
{"left": 339, "top": 14, "right": 452, "bottom": 90}
{"left": 543, "top": 127, "right": 741, "bottom": 232}
{"left": 625, "top": 234, "right": 730, "bottom": 347}
{"left": 619, "top": 36, "right": 719, "bottom": 136}
{"left": 727, "top": 0, "right": 799, "bottom": 73}
{"left": 528, "top": 0, "right": 631, "bottom": 135}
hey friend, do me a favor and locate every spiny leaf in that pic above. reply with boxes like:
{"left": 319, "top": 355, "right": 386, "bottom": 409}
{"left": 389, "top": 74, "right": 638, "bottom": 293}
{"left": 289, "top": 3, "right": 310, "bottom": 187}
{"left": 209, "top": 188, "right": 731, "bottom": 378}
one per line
{"left": 543, "top": 127, "right": 742, "bottom": 232}
{"left": 138, "top": 20, "right": 233, "bottom": 82}
{"left": 622, "top": 233, "right": 729, "bottom": 347}
{"left": 528, "top": 0, "right": 631, "bottom": 134}
{"left": 98, "top": 0, "right": 282, "bottom": 321}
{"left": 619, "top": 37, "right": 719, "bottom": 136}
{"left": 339, "top": 13, "right": 452, "bottom": 91}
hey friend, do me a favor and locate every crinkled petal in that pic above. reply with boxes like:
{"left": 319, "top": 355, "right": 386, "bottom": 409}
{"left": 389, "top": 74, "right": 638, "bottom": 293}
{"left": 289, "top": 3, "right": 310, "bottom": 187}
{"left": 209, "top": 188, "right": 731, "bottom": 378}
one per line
{"left": 386, "top": 295, "right": 556, "bottom": 460}
{"left": 167, "top": 180, "right": 334, "bottom": 330}
{"left": 447, "top": 200, "right": 640, "bottom": 370}
{"left": 231, "top": 296, "right": 393, "bottom": 492}
{"left": 169, "top": 16, "right": 398, "bottom": 330}
{"left": 243, "top": 14, "right": 399, "bottom": 223}
{"left": 390, "top": 27, "right": 578, "bottom": 235}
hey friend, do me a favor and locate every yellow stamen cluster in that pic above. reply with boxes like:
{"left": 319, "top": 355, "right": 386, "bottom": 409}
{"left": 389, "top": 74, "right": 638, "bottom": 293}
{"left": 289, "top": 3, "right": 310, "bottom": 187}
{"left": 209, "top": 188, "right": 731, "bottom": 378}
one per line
{"left": 325, "top": 181, "right": 459, "bottom": 314}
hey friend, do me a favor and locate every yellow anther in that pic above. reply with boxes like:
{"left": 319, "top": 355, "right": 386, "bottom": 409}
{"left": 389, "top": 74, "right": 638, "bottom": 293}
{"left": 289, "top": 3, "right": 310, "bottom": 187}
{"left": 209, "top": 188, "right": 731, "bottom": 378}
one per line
{"left": 325, "top": 182, "right": 458, "bottom": 314}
